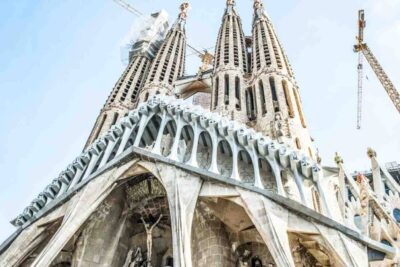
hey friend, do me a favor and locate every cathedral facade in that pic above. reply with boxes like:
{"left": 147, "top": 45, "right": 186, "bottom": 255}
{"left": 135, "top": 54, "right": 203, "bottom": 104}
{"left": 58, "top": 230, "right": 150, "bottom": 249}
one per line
{"left": 1, "top": 1, "right": 400, "bottom": 266}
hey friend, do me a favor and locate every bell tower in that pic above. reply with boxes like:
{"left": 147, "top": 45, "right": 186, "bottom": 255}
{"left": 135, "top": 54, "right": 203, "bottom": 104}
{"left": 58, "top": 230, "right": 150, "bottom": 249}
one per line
{"left": 250, "top": 0, "right": 315, "bottom": 158}
{"left": 138, "top": 1, "right": 189, "bottom": 103}
{"left": 84, "top": 11, "right": 168, "bottom": 149}
{"left": 211, "top": 0, "right": 249, "bottom": 123}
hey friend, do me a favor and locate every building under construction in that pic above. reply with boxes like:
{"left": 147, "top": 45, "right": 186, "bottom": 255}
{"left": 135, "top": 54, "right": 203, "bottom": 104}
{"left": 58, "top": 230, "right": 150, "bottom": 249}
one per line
{"left": 1, "top": 1, "right": 400, "bottom": 267}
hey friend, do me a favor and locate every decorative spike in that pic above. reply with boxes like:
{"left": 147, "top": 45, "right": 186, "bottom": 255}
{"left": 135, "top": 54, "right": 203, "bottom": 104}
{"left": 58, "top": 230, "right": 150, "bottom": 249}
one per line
{"left": 334, "top": 152, "right": 344, "bottom": 165}
{"left": 179, "top": 1, "right": 190, "bottom": 21}
{"left": 367, "top": 147, "right": 377, "bottom": 158}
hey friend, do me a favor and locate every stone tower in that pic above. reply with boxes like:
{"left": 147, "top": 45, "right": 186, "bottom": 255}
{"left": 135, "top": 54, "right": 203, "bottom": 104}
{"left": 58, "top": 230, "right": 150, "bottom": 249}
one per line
{"left": 2, "top": 1, "right": 399, "bottom": 267}
{"left": 138, "top": 2, "right": 189, "bottom": 103}
{"left": 84, "top": 11, "right": 169, "bottom": 149}
{"left": 211, "top": 0, "right": 249, "bottom": 123}
{"left": 249, "top": 0, "right": 314, "bottom": 158}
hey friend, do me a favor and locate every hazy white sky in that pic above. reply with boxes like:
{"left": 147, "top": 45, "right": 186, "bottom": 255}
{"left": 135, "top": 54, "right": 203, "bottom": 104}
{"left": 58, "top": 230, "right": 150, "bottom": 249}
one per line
{"left": 0, "top": 0, "right": 399, "bottom": 242}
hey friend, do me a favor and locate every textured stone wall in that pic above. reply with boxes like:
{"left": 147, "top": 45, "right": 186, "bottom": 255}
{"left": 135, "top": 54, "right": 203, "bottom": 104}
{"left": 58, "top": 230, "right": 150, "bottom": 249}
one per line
{"left": 72, "top": 187, "right": 128, "bottom": 267}
{"left": 192, "top": 203, "right": 235, "bottom": 267}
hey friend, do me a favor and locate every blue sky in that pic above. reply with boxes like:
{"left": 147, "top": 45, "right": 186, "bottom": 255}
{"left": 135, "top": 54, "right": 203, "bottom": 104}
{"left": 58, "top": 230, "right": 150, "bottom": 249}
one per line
{"left": 0, "top": 0, "right": 399, "bottom": 242}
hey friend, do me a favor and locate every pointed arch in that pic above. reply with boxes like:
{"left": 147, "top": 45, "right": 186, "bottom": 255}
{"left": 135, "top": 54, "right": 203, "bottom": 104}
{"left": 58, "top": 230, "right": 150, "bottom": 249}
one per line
{"left": 259, "top": 79, "right": 267, "bottom": 115}
{"left": 235, "top": 76, "right": 241, "bottom": 110}
{"left": 282, "top": 80, "right": 294, "bottom": 118}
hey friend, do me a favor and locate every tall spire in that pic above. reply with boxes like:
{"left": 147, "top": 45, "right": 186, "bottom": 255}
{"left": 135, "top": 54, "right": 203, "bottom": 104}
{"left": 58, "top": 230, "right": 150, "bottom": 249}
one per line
{"left": 253, "top": 0, "right": 270, "bottom": 21}
{"left": 210, "top": 0, "right": 249, "bottom": 123}
{"left": 139, "top": 1, "right": 189, "bottom": 103}
{"left": 84, "top": 11, "right": 168, "bottom": 149}
{"left": 250, "top": 0, "right": 315, "bottom": 158}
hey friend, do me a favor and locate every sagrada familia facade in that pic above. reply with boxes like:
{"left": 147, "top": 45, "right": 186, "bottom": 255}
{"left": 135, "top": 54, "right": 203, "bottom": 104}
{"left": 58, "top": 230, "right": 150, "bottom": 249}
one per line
{"left": 1, "top": 1, "right": 400, "bottom": 266}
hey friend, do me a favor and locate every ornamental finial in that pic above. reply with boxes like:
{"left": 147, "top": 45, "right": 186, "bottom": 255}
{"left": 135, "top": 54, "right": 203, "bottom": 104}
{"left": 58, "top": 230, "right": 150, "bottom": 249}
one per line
{"left": 367, "top": 147, "right": 377, "bottom": 158}
{"left": 227, "top": 0, "right": 235, "bottom": 5}
{"left": 334, "top": 152, "right": 344, "bottom": 165}
{"left": 179, "top": 1, "right": 190, "bottom": 21}
{"left": 254, "top": 0, "right": 263, "bottom": 11}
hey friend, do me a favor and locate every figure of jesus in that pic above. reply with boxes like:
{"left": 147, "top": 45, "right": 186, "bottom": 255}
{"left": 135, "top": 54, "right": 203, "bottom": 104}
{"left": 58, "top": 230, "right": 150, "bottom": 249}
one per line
{"left": 141, "top": 214, "right": 163, "bottom": 264}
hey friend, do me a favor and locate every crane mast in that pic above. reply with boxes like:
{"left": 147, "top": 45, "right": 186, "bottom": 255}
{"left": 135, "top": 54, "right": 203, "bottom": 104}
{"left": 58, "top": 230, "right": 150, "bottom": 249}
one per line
{"left": 354, "top": 10, "right": 400, "bottom": 129}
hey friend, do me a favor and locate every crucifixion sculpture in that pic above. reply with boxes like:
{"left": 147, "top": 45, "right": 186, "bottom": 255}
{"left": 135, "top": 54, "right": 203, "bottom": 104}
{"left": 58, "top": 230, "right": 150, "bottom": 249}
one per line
{"left": 140, "top": 214, "right": 163, "bottom": 265}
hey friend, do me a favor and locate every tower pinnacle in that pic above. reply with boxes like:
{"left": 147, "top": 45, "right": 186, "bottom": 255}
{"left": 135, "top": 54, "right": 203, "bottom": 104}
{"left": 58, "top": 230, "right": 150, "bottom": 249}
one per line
{"left": 139, "top": 1, "right": 188, "bottom": 103}
{"left": 179, "top": 1, "right": 190, "bottom": 21}
{"left": 253, "top": 0, "right": 269, "bottom": 21}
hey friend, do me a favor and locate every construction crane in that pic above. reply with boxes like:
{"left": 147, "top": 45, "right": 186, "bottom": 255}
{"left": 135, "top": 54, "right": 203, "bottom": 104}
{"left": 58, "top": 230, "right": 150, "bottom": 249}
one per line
{"left": 354, "top": 10, "right": 400, "bottom": 129}
{"left": 112, "top": 0, "right": 214, "bottom": 71}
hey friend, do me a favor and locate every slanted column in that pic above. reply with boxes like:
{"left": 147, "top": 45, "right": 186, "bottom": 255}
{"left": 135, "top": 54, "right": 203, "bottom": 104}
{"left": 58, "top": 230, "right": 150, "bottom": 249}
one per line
{"left": 152, "top": 111, "right": 169, "bottom": 155}
{"left": 207, "top": 121, "right": 220, "bottom": 173}
{"left": 230, "top": 144, "right": 240, "bottom": 181}
{"left": 81, "top": 148, "right": 101, "bottom": 180}
{"left": 133, "top": 112, "right": 150, "bottom": 147}
{"left": 267, "top": 144, "right": 285, "bottom": 195}
{"left": 187, "top": 123, "right": 201, "bottom": 167}
{"left": 312, "top": 166, "right": 332, "bottom": 218}
{"left": 247, "top": 137, "right": 263, "bottom": 188}
{"left": 169, "top": 111, "right": 184, "bottom": 161}
{"left": 68, "top": 159, "right": 86, "bottom": 189}
{"left": 98, "top": 136, "right": 117, "bottom": 169}
{"left": 368, "top": 148, "right": 384, "bottom": 201}
{"left": 289, "top": 153, "right": 307, "bottom": 205}
{"left": 116, "top": 119, "right": 135, "bottom": 156}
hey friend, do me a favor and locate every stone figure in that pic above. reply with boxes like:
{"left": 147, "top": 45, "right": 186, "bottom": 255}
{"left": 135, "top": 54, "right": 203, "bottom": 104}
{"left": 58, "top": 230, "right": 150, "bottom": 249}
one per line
{"left": 123, "top": 247, "right": 143, "bottom": 267}
{"left": 272, "top": 112, "right": 284, "bottom": 143}
{"left": 232, "top": 243, "right": 252, "bottom": 267}
{"left": 141, "top": 214, "right": 163, "bottom": 266}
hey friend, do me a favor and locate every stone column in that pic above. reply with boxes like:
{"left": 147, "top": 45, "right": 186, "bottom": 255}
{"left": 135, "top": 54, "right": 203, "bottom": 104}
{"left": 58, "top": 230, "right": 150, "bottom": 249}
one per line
{"left": 152, "top": 163, "right": 203, "bottom": 267}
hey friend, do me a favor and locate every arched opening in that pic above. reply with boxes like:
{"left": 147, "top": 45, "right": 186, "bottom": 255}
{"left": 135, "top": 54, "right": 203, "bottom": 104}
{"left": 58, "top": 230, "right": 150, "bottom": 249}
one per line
{"left": 238, "top": 150, "right": 254, "bottom": 184}
{"left": 293, "top": 88, "right": 306, "bottom": 128}
{"left": 111, "top": 112, "right": 119, "bottom": 126}
{"left": 224, "top": 74, "right": 229, "bottom": 105}
{"left": 217, "top": 140, "right": 233, "bottom": 178}
{"left": 139, "top": 115, "right": 162, "bottom": 149}
{"left": 214, "top": 77, "right": 219, "bottom": 109}
{"left": 282, "top": 80, "right": 294, "bottom": 118}
{"left": 235, "top": 76, "right": 241, "bottom": 110}
{"left": 177, "top": 125, "right": 194, "bottom": 163}
{"left": 295, "top": 138, "right": 301, "bottom": 150}
{"left": 259, "top": 158, "right": 276, "bottom": 191}
{"left": 144, "top": 92, "right": 150, "bottom": 102}
{"left": 196, "top": 131, "right": 212, "bottom": 169}
{"left": 160, "top": 120, "right": 177, "bottom": 157}
{"left": 246, "top": 88, "right": 256, "bottom": 121}
{"left": 70, "top": 174, "right": 173, "bottom": 266}
{"left": 269, "top": 77, "right": 280, "bottom": 112}
{"left": 259, "top": 80, "right": 267, "bottom": 115}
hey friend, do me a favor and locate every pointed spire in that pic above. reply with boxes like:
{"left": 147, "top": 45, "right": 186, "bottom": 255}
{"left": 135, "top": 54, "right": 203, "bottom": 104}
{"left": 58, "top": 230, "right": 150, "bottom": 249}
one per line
{"left": 253, "top": 0, "right": 270, "bottom": 22}
{"left": 173, "top": 1, "right": 190, "bottom": 30}
{"left": 226, "top": 0, "right": 236, "bottom": 15}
